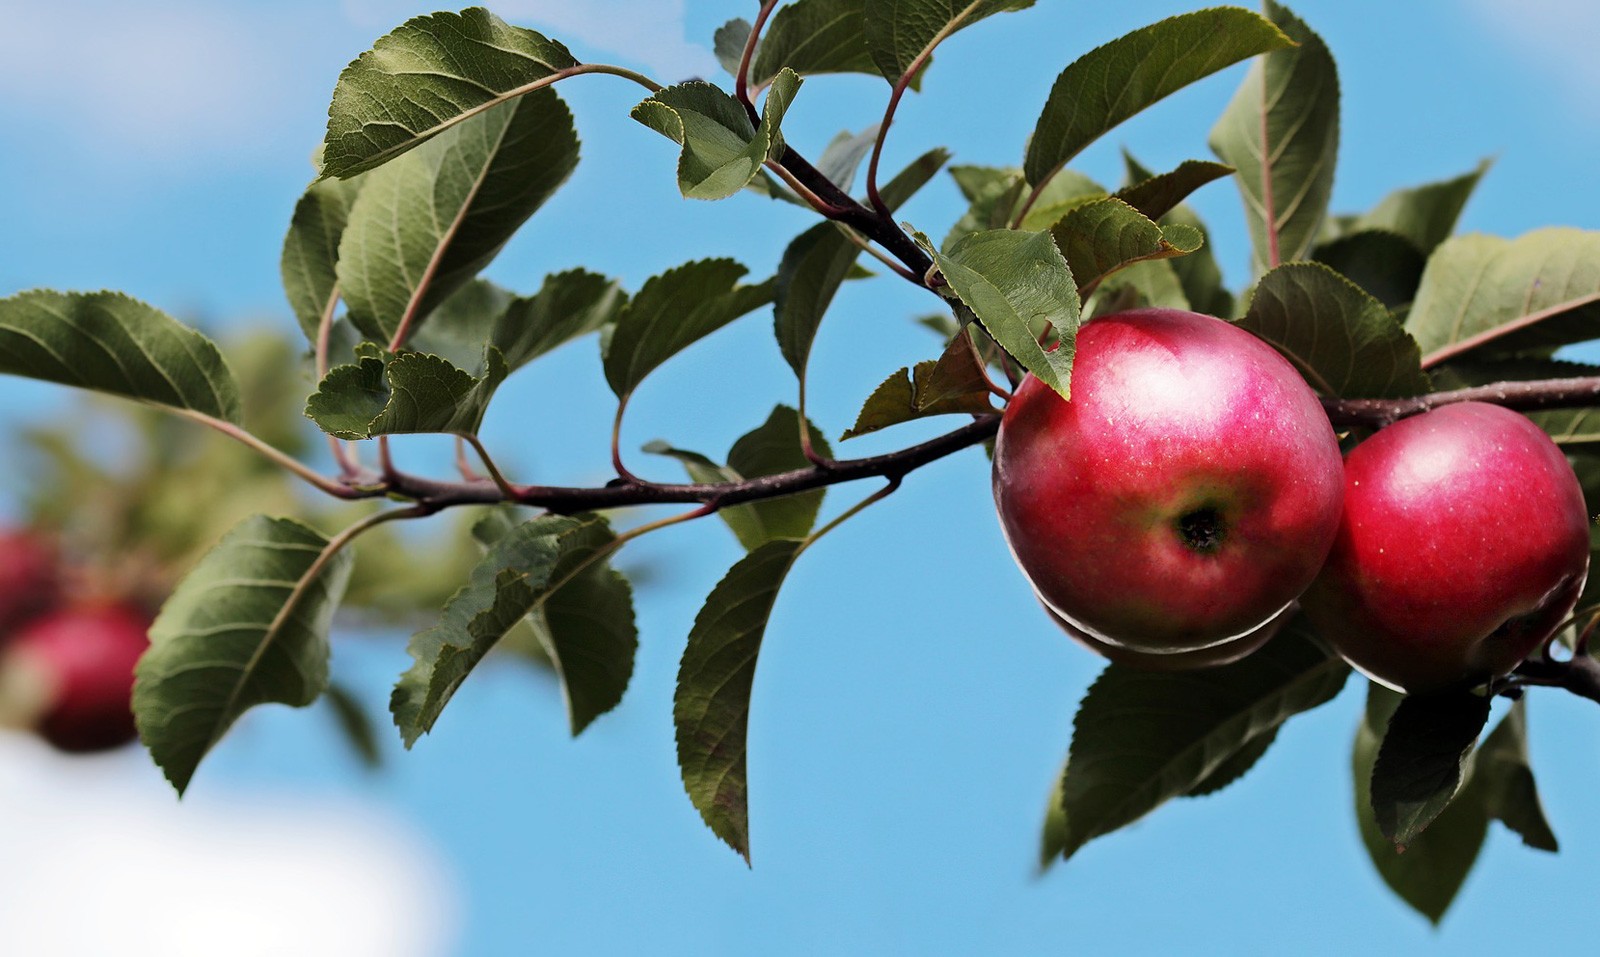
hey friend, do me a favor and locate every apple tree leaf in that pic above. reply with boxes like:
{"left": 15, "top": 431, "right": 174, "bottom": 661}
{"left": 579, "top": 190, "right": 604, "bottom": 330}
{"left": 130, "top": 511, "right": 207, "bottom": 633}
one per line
{"left": 305, "top": 346, "right": 508, "bottom": 440}
{"left": 864, "top": 0, "right": 1034, "bottom": 84}
{"left": 1044, "top": 619, "right": 1349, "bottom": 864}
{"left": 677, "top": 539, "right": 807, "bottom": 861}
{"left": 1113, "top": 160, "right": 1235, "bottom": 224}
{"left": 322, "top": 682, "right": 383, "bottom": 770}
{"left": 1312, "top": 230, "right": 1428, "bottom": 310}
{"left": 752, "top": 0, "right": 883, "bottom": 88}
{"left": 1406, "top": 227, "right": 1600, "bottom": 367}
{"left": 935, "top": 228, "right": 1080, "bottom": 399}
{"left": 281, "top": 174, "right": 367, "bottom": 343}
{"left": 943, "top": 166, "right": 1105, "bottom": 248}
{"left": 1351, "top": 160, "right": 1491, "bottom": 255}
{"left": 776, "top": 148, "right": 949, "bottom": 379}
{"left": 320, "top": 8, "right": 578, "bottom": 178}
{"left": 410, "top": 270, "right": 626, "bottom": 375}
{"left": 1183, "top": 727, "right": 1279, "bottom": 798}
{"left": 392, "top": 514, "right": 625, "bottom": 746}
{"left": 603, "top": 259, "right": 775, "bottom": 400}
{"left": 1353, "top": 684, "right": 1489, "bottom": 926}
{"left": 631, "top": 70, "right": 801, "bottom": 201}
{"left": 842, "top": 331, "right": 995, "bottom": 439}
{"left": 337, "top": 89, "right": 579, "bottom": 346}
{"left": 133, "top": 516, "right": 355, "bottom": 794}
{"left": 1050, "top": 197, "right": 1203, "bottom": 296}
{"left": 1238, "top": 262, "right": 1429, "bottom": 399}
{"left": 714, "top": 18, "right": 755, "bottom": 75}
{"left": 1476, "top": 699, "right": 1558, "bottom": 851}
{"left": 1210, "top": 1, "right": 1340, "bottom": 274}
{"left": 647, "top": 405, "right": 831, "bottom": 550}
{"left": 1370, "top": 686, "right": 1492, "bottom": 849}
{"left": 1026, "top": 9, "right": 1292, "bottom": 191}
{"left": 0, "top": 290, "right": 242, "bottom": 424}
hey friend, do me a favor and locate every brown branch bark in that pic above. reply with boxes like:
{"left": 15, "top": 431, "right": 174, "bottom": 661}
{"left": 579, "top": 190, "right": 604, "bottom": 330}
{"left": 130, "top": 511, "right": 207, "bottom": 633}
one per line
{"left": 1321, "top": 376, "right": 1600, "bottom": 428}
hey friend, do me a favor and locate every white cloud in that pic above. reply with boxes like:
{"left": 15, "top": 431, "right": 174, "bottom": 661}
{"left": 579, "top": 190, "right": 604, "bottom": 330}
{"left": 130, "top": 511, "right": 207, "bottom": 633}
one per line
{"left": 1466, "top": 0, "right": 1600, "bottom": 104}
{"left": 0, "top": 1, "right": 297, "bottom": 161}
{"left": 0, "top": 733, "right": 459, "bottom": 957}
{"left": 340, "top": 0, "right": 719, "bottom": 82}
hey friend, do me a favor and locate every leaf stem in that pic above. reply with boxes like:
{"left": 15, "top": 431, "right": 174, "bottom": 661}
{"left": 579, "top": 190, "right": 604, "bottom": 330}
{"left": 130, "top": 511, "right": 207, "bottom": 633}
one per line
{"left": 461, "top": 434, "right": 518, "bottom": 499}
{"left": 864, "top": 5, "right": 974, "bottom": 220}
{"left": 176, "top": 410, "right": 363, "bottom": 499}
{"left": 736, "top": 0, "right": 783, "bottom": 123}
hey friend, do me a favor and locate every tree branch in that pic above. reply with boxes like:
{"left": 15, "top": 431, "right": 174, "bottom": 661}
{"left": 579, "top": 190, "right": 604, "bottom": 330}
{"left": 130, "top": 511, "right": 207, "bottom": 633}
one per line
{"left": 1321, "top": 376, "right": 1600, "bottom": 428}
{"left": 1511, "top": 655, "right": 1600, "bottom": 705}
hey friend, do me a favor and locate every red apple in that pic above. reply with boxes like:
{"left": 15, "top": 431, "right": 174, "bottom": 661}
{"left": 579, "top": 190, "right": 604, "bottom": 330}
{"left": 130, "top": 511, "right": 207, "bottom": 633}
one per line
{"left": 4, "top": 602, "right": 151, "bottom": 752}
{"left": 0, "top": 528, "right": 60, "bottom": 637}
{"left": 1042, "top": 600, "right": 1289, "bottom": 671}
{"left": 1301, "top": 402, "right": 1591, "bottom": 693}
{"left": 993, "top": 308, "right": 1344, "bottom": 652}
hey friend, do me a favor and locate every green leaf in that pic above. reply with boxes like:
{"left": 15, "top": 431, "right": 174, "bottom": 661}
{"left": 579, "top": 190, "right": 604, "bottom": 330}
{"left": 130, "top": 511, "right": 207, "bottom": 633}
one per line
{"left": 935, "top": 229, "right": 1080, "bottom": 399}
{"left": 1184, "top": 727, "right": 1278, "bottom": 798}
{"left": 320, "top": 7, "right": 578, "bottom": 178}
{"left": 413, "top": 270, "right": 627, "bottom": 378}
{"left": 1312, "top": 230, "right": 1427, "bottom": 309}
{"left": 1088, "top": 260, "right": 1191, "bottom": 318}
{"left": 604, "top": 259, "right": 775, "bottom": 399}
{"left": 1406, "top": 227, "right": 1600, "bottom": 366}
{"left": 775, "top": 148, "right": 950, "bottom": 378}
{"left": 1048, "top": 620, "right": 1348, "bottom": 862}
{"left": 134, "top": 516, "right": 354, "bottom": 794}
{"left": 1209, "top": 1, "right": 1340, "bottom": 274}
{"left": 1050, "top": 197, "right": 1204, "bottom": 295}
{"left": 392, "top": 514, "right": 622, "bottom": 746}
{"left": 1161, "top": 206, "right": 1233, "bottom": 317}
{"left": 752, "top": 0, "right": 882, "bottom": 87}
{"left": 337, "top": 90, "right": 579, "bottom": 346}
{"left": 1113, "top": 160, "right": 1235, "bottom": 224}
{"left": 281, "top": 175, "right": 366, "bottom": 343}
{"left": 1476, "top": 700, "right": 1559, "bottom": 851}
{"left": 864, "top": 0, "right": 1033, "bottom": 84}
{"left": 647, "top": 405, "right": 831, "bottom": 549}
{"left": 324, "top": 682, "right": 383, "bottom": 769}
{"left": 510, "top": 518, "right": 637, "bottom": 736}
{"left": 631, "top": 70, "right": 801, "bottom": 201}
{"left": 676, "top": 539, "right": 805, "bottom": 862}
{"left": 1353, "top": 684, "right": 1488, "bottom": 925}
{"left": 0, "top": 290, "right": 242, "bottom": 424}
{"left": 306, "top": 346, "right": 507, "bottom": 440}
{"left": 943, "top": 166, "right": 1105, "bottom": 248}
{"left": 813, "top": 124, "right": 882, "bottom": 194}
{"left": 1238, "top": 262, "right": 1428, "bottom": 399}
{"left": 714, "top": 18, "right": 755, "bottom": 75}
{"left": 842, "top": 331, "right": 996, "bottom": 439}
{"left": 1026, "top": 9, "right": 1293, "bottom": 189}
{"left": 1370, "top": 687, "right": 1492, "bottom": 849}
{"left": 1353, "top": 160, "right": 1491, "bottom": 255}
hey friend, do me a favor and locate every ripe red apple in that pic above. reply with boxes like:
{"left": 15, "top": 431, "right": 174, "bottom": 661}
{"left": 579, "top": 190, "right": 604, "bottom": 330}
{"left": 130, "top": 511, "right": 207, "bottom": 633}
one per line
{"left": 3, "top": 602, "right": 151, "bottom": 752}
{"left": 0, "top": 528, "right": 60, "bottom": 637}
{"left": 1042, "top": 600, "right": 1289, "bottom": 671}
{"left": 993, "top": 307, "right": 1344, "bottom": 653}
{"left": 1301, "top": 402, "right": 1591, "bottom": 693}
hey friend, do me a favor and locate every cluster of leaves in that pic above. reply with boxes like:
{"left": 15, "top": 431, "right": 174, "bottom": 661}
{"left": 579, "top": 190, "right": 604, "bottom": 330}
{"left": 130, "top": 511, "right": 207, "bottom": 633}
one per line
{"left": 0, "top": 0, "right": 1598, "bottom": 922}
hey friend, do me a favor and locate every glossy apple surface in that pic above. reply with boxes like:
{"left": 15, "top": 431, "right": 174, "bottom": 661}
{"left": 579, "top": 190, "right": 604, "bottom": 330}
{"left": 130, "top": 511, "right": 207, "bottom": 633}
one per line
{"left": 1042, "top": 600, "right": 1289, "bottom": 671}
{"left": 993, "top": 308, "right": 1344, "bottom": 652}
{"left": 6, "top": 602, "right": 151, "bottom": 752}
{"left": 1301, "top": 401, "right": 1591, "bottom": 693}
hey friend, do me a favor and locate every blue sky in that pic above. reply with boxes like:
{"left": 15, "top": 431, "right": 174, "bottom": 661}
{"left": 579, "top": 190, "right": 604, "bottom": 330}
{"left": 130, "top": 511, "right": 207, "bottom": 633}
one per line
{"left": 3, "top": 1, "right": 1600, "bottom": 954}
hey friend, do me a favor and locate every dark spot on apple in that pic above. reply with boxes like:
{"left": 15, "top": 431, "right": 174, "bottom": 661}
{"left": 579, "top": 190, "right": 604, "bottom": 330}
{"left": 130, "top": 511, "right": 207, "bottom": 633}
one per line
{"left": 1176, "top": 505, "right": 1226, "bottom": 554}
